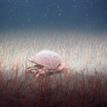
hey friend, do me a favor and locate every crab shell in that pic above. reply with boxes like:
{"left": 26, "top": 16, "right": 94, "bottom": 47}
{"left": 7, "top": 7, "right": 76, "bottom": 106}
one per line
{"left": 30, "top": 50, "right": 66, "bottom": 72}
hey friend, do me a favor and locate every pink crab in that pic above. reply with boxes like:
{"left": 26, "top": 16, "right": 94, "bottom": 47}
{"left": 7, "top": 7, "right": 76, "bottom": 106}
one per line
{"left": 26, "top": 50, "right": 68, "bottom": 78}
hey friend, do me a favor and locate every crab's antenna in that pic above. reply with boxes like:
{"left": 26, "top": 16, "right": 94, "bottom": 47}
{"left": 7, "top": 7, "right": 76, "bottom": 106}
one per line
{"left": 28, "top": 59, "right": 37, "bottom": 64}
{"left": 28, "top": 59, "right": 44, "bottom": 68}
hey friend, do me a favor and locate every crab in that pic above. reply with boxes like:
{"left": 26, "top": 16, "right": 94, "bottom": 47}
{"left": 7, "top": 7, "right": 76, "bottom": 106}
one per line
{"left": 26, "top": 50, "right": 67, "bottom": 78}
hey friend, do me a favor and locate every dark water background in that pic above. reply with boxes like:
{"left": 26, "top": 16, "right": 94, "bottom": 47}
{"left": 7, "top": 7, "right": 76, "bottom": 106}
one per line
{"left": 0, "top": 0, "right": 107, "bottom": 36}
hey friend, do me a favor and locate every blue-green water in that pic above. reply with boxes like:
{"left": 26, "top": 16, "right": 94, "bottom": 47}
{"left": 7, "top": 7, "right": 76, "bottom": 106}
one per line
{"left": 0, "top": 0, "right": 107, "bottom": 34}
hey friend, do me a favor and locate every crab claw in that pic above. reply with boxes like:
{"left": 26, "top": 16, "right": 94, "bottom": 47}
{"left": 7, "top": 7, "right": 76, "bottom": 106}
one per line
{"left": 56, "top": 62, "right": 68, "bottom": 77}
{"left": 57, "top": 62, "right": 65, "bottom": 71}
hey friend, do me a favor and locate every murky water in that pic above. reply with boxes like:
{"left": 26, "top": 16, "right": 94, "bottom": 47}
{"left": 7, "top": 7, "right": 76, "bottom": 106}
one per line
{"left": 0, "top": 31, "right": 107, "bottom": 73}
